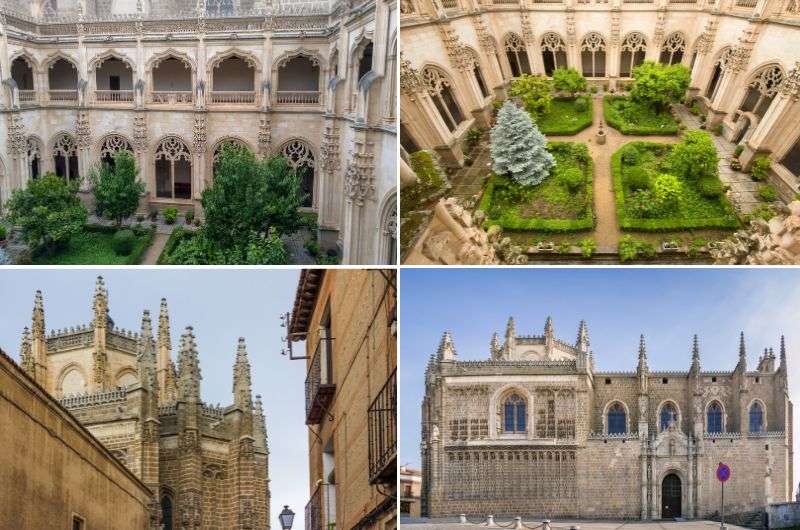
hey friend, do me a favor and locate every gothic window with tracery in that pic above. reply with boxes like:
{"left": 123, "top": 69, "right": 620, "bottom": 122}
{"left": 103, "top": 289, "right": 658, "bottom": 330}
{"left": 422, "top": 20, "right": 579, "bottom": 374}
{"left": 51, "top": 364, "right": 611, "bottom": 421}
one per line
{"left": 504, "top": 33, "right": 531, "bottom": 78}
{"left": 780, "top": 135, "right": 800, "bottom": 177}
{"left": 212, "top": 138, "right": 249, "bottom": 176}
{"left": 467, "top": 49, "right": 490, "bottom": 98}
{"left": 52, "top": 133, "right": 79, "bottom": 182}
{"left": 422, "top": 66, "right": 465, "bottom": 133}
{"left": 706, "top": 49, "right": 731, "bottom": 100}
{"left": 580, "top": 33, "right": 606, "bottom": 78}
{"left": 503, "top": 393, "right": 526, "bottom": 433}
{"left": 620, "top": 33, "right": 647, "bottom": 77}
{"left": 749, "top": 402, "right": 764, "bottom": 432}
{"left": 161, "top": 494, "right": 174, "bottom": 530}
{"left": 206, "top": 0, "right": 234, "bottom": 16}
{"left": 27, "top": 137, "right": 42, "bottom": 180}
{"left": 541, "top": 33, "right": 567, "bottom": 76}
{"left": 40, "top": 0, "right": 57, "bottom": 16}
{"left": 707, "top": 402, "right": 723, "bottom": 433}
{"left": 154, "top": 136, "right": 192, "bottom": 200}
{"left": 100, "top": 135, "right": 133, "bottom": 169}
{"left": 381, "top": 200, "right": 397, "bottom": 264}
{"left": 281, "top": 140, "right": 315, "bottom": 208}
{"left": 659, "top": 33, "right": 686, "bottom": 66}
{"left": 535, "top": 389, "right": 557, "bottom": 437}
{"left": 607, "top": 402, "right": 627, "bottom": 434}
{"left": 660, "top": 402, "right": 678, "bottom": 431}
{"left": 739, "top": 65, "right": 784, "bottom": 119}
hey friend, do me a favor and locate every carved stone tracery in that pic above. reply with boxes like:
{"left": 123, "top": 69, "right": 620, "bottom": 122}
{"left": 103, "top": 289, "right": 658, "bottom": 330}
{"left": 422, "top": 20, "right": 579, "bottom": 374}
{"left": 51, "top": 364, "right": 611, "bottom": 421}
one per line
{"left": 344, "top": 149, "right": 375, "bottom": 205}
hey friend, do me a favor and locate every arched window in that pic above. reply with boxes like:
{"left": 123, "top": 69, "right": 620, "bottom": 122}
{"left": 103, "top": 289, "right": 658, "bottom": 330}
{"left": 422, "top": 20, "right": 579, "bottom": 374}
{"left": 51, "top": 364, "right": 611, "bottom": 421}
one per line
{"left": 59, "top": 367, "right": 86, "bottom": 395}
{"left": 281, "top": 140, "right": 315, "bottom": 208}
{"left": 211, "top": 54, "right": 256, "bottom": 103}
{"left": 466, "top": 49, "right": 490, "bottom": 98}
{"left": 580, "top": 33, "right": 606, "bottom": 78}
{"left": 739, "top": 65, "right": 784, "bottom": 119}
{"left": 154, "top": 136, "right": 192, "bottom": 200}
{"left": 707, "top": 48, "right": 733, "bottom": 100}
{"left": 780, "top": 135, "right": 800, "bottom": 177}
{"left": 358, "top": 42, "right": 374, "bottom": 81}
{"left": 212, "top": 138, "right": 249, "bottom": 176}
{"left": 47, "top": 57, "right": 79, "bottom": 102}
{"left": 607, "top": 403, "right": 626, "bottom": 434}
{"left": 151, "top": 56, "right": 193, "bottom": 104}
{"left": 161, "top": 494, "right": 174, "bottom": 530}
{"left": 504, "top": 33, "right": 531, "bottom": 78}
{"left": 620, "top": 33, "right": 647, "bottom": 78}
{"left": 503, "top": 393, "right": 526, "bottom": 433}
{"left": 27, "top": 137, "right": 42, "bottom": 180}
{"left": 41, "top": 0, "right": 58, "bottom": 16}
{"left": 380, "top": 197, "right": 397, "bottom": 264}
{"left": 94, "top": 56, "right": 134, "bottom": 102}
{"left": 422, "top": 66, "right": 465, "bottom": 133}
{"left": 100, "top": 134, "right": 133, "bottom": 169}
{"left": 540, "top": 33, "right": 567, "bottom": 76}
{"left": 660, "top": 402, "right": 678, "bottom": 431}
{"left": 707, "top": 402, "right": 723, "bottom": 433}
{"left": 659, "top": 33, "right": 686, "bottom": 66}
{"left": 276, "top": 54, "right": 321, "bottom": 104}
{"left": 116, "top": 370, "right": 137, "bottom": 388}
{"left": 206, "top": 0, "right": 233, "bottom": 15}
{"left": 11, "top": 57, "right": 35, "bottom": 102}
{"left": 52, "top": 134, "right": 79, "bottom": 182}
{"left": 749, "top": 402, "right": 764, "bottom": 432}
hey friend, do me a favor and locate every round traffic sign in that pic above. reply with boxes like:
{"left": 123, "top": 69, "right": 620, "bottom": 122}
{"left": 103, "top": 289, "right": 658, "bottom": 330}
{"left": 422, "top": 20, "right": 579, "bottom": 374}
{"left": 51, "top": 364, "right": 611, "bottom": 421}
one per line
{"left": 717, "top": 463, "right": 731, "bottom": 482}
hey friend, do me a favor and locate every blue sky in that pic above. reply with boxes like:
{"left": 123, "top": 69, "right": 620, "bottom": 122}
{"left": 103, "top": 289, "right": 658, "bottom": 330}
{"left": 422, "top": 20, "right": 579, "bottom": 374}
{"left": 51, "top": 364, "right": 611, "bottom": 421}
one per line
{"left": 400, "top": 268, "right": 800, "bottom": 498}
{"left": 0, "top": 269, "right": 308, "bottom": 530}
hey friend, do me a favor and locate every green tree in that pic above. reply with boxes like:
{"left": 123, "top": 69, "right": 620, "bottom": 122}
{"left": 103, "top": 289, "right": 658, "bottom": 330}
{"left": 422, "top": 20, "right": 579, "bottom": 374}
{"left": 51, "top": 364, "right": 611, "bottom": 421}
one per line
{"left": 5, "top": 173, "right": 87, "bottom": 254}
{"left": 201, "top": 144, "right": 304, "bottom": 253}
{"left": 653, "top": 173, "right": 682, "bottom": 212}
{"left": 630, "top": 61, "right": 690, "bottom": 111}
{"left": 667, "top": 130, "right": 719, "bottom": 181}
{"left": 508, "top": 74, "right": 553, "bottom": 117}
{"left": 90, "top": 150, "right": 145, "bottom": 226}
{"left": 490, "top": 101, "right": 555, "bottom": 186}
{"left": 552, "top": 68, "right": 587, "bottom": 96}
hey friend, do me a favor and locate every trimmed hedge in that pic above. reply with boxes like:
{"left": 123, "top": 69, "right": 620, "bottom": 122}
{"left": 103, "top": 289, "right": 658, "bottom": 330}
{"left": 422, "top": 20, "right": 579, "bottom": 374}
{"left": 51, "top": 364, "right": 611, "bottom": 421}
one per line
{"left": 84, "top": 224, "right": 155, "bottom": 265}
{"left": 611, "top": 143, "right": 740, "bottom": 232}
{"left": 32, "top": 224, "right": 155, "bottom": 265}
{"left": 479, "top": 142, "right": 594, "bottom": 232}
{"left": 157, "top": 226, "right": 194, "bottom": 265}
{"left": 603, "top": 95, "right": 678, "bottom": 136}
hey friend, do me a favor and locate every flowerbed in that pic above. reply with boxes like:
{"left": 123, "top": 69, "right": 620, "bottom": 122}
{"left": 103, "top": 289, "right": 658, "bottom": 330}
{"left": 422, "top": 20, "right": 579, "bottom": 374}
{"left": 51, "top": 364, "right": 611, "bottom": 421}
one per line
{"left": 535, "top": 96, "right": 593, "bottom": 136}
{"left": 603, "top": 95, "right": 678, "bottom": 135}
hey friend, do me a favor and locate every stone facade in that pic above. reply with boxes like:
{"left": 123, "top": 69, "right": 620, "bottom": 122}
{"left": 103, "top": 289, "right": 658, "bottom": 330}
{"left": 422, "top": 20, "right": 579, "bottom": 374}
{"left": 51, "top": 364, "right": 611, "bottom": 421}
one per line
{"left": 421, "top": 317, "right": 794, "bottom": 520}
{"left": 400, "top": 465, "right": 423, "bottom": 518}
{"left": 400, "top": 0, "right": 800, "bottom": 196}
{"left": 0, "top": 346, "right": 153, "bottom": 529}
{"left": 288, "top": 269, "right": 397, "bottom": 530}
{"left": 0, "top": 0, "right": 397, "bottom": 264}
{"left": 16, "top": 276, "right": 270, "bottom": 530}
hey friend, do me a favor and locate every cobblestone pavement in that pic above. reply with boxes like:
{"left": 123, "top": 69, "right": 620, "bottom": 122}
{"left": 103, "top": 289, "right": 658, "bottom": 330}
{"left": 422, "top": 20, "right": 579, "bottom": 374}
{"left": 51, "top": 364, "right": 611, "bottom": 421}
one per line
{"left": 450, "top": 140, "right": 492, "bottom": 201}
{"left": 401, "top": 520, "right": 749, "bottom": 530}
{"left": 672, "top": 105, "right": 760, "bottom": 214}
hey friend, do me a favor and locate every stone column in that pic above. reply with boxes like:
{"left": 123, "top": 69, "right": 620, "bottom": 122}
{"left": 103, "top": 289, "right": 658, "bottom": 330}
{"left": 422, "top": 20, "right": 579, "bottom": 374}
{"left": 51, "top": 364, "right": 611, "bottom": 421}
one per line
{"left": 318, "top": 120, "right": 342, "bottom": 252}
{"left": 342, "top": 133, "right": 376, "bottom": 264}
{"left": 192, "top": 113, "right": 207, "bottom": 207}
{"left": 261, "top": 27, "right": 273, "bottom": 111}
{"left": 0, "top": 18, "right": 11, "bottom": 109}
{"left": 6, "top": 113, "right": 27, "bottom": 198}
{"left": 133, "top": 111, "right": 150, "bottom": 212}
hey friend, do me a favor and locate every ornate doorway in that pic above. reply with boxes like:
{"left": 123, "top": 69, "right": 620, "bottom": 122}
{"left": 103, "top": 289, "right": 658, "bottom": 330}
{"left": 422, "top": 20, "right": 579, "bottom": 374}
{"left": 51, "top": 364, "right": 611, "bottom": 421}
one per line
{"left": 661, "top": 473, "right": 682, "bottom": 518}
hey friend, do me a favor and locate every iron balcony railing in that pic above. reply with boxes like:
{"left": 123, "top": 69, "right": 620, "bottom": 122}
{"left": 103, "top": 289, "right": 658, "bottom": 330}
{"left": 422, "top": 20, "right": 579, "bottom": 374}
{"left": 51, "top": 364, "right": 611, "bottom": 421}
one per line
{"left": 305, "top": 482, "right": 336, "bottom": 530}
{"left": 368, "top": 368, "right": 396, "bottom": 484}
{"left": 305, "top": 339, "right": 335, "bottom": 425}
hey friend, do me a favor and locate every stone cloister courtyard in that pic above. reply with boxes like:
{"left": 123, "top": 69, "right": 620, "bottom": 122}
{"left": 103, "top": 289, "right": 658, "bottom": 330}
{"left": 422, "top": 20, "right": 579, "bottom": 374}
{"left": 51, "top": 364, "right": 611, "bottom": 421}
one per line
{"left": 400, "top": 71, "right": 799, "bottom": 264}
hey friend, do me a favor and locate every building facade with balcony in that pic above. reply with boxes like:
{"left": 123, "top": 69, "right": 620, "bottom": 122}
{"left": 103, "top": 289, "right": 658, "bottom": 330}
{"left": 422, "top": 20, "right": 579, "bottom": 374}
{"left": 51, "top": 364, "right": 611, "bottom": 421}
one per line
{"left": 400, "top": 0, "right": 800, "bottom": 199}
{"left": 400, "top": 466, "right": 423, "bottom": 518}
{"left": 13, "top": 276, "right": 271, "bottom": 529}
{"left": 0, "top": 0, "right": 397, "bottom": 264}
{"left": 289, "top": 269, "right": 397, "bottom": 530}
{"left": 421, "top": 317, "right": 794, "bottom": 519}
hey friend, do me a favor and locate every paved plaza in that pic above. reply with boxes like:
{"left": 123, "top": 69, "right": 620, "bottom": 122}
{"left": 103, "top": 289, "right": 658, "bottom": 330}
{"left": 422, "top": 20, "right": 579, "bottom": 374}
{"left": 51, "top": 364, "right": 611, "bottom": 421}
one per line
{"left": 401, "top": 519, "right": 752, "bottom": 530}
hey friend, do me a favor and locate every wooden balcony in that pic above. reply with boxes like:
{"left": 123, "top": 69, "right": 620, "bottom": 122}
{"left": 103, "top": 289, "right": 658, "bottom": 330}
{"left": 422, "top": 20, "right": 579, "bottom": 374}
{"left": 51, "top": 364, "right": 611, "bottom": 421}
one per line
{"left": 96, "top": 90, "right": 134, "bottom": 103}
{"left": 150, "top": 91, "right": 193, "bottom": 104}
{"left": 210, "top": 91, "right": 257, "bottom": 104}
{"left": 48, "top": 89, "right": 78, "bottom": 102}
{"left": 276, "top": 91, "right": 320, "bottom": 105}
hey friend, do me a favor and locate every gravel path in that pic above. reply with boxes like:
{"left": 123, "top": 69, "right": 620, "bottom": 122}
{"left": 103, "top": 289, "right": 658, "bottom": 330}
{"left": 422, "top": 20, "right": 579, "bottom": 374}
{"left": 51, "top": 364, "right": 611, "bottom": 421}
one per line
{"left": 140, "top": 232, "right": 169, "bottom": 265}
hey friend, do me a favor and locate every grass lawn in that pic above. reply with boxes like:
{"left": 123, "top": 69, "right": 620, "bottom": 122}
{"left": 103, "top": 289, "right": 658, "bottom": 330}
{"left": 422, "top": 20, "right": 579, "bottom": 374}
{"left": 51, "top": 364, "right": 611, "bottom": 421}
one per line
{"left": 604, "top": 95, "right": 678, "bottom": 135}
{"left": 33, "top": 225, "right": 154, "bottom": 265}
{"left": 535, "top": 96, "right": 593, "bottom": 135}
{"left": 613, "top": 141, "right": 740, "bottom": 231}
{"left": 479, "top": 142, "right": 593, "bottom": 232}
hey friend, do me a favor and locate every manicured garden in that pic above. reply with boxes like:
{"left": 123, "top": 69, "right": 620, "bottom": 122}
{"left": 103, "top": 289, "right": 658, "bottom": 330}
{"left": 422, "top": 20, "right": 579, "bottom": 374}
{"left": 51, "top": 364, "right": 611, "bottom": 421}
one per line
{"left": 479, "top": 141, "right": 594, "bottom": 232}
{"left": 604, "top": 96, "right": 679, "bottom": 135}
{"left": 536, "top": 96, "right": 593, "bottom": 136}
{"left": 508, "top": 68, "right": 594, "bottom": 136}
{"left": 613, "top": 134, "right": 740, "bottom": 232}
{"left": 33, "top": 224, "right": 154, "bottom": 265}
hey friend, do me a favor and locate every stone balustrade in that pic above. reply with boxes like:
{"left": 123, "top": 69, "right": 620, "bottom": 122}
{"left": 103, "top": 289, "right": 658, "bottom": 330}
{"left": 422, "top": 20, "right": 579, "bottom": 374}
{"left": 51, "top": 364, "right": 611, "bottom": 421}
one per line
{"left": 210, "top": 90, "right": 257, "bottom": 104}
{"left": 95, "top": 89, "right": 134, "bottom": 103}
{"left": 48, "top": 89, "right": 78, "bottom": 102}
{"left": 19, "top": 89, "right": 36, "bottom": 102}
{"left": 58, "top": 387, "right": 128, "bottom": 408}
{"left": 150, "top": 90, "right": 194, "bottom": 104}
{"left": 276, "top": 90, "right": 320, "bottom": 104}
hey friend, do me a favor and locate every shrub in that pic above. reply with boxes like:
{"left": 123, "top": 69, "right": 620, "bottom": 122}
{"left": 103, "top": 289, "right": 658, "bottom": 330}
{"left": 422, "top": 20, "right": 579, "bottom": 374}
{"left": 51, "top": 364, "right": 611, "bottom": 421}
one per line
{"left": 630, "top": 61, "right": 691, "bottom": 111}
{"left": 627, "top": 189, "right": 659, "bottom": 218}
{"left": 0, "top": 224, "right": 6, "bottom": 240}
{"left": 573, "top": 98, "right": 588, "bottom": 113}
{"left": 730, "top": 158, "right": 742, "bottom": 171}
{"left": 465, "top": 127, "right": 482, "bottom": 150}
{"left": 149, "top": 208, "right": 158, "bottom": 221}
{"left": 557, "top": 240, "right": 572, "bottom": 254}
{"left": 747, "top": 204, "right": 776, "bottom": 222}
{"left": 558, "top": 167, "right": 584, "bottom": 192}
{"left": 490, "top": 101, "right": 555, "bottom": 186}
{"left": 734, "top": 144, "right": 744, "bottom": 158}
{"left": 624, "top": 167, "right": 651, "bottom": 191}
{"left": 758, "top": 184, "right": 778, "bottom": 202}
{"left": 112, "top": 229, "right": 136, "bottom": 256}
{"left": 136, "top": 214, "right": 145, "bottom": 223}
{"left": 751, "top": 156, "right": 771, "bottom": 181}
{"left": 508, "top": 74, "right": 553, "bottom": 117}
{"left": 580, "top": 238, "right": 597, "bottom": 258}
{"left": 621, "top": 145, "right": 640, "bottom": 165}
{"left": 687, "top": 238, "right": 708, "bottom": 258}
{"left": 697, "top": 178, "right": 724, "bottom": 199}
{"left": 185, "top": 209, "right": 195, "bottom": 224}
{"left": 667, "top": 130, "right": 719, "bottom": 181}
{"left": 304, "top": 238, "right": 320, "bottom": 256}
{"left": 162, "top": 207, "right": 178, "bottom": 225}
{"left": 89, "top": 150, "right": 145, "bottom": 227}
{"left": 711, "top": 124, "right": 723, "bottom": 136}
{"left": 590, "top": 85, "right": 598, "bottom": 94}
{"left": 653, "top": 173, "right": 682, "bottom": 212}
{"left": 618, "top": 235, "right": 656, "bottom": 262}
{"left": 552, "top": 68, "right": 587, "bottom": 95}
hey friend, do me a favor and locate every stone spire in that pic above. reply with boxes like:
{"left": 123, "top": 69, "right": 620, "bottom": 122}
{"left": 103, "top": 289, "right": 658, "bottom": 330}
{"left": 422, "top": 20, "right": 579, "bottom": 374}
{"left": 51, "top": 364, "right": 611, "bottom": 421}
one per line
{"left": 504, "top": 317, "right": 516, "bottom": 356}
{"left": 690, "top": 334, "right": 700, "bottom": 372}
{"left": 90, "top": 277, "right": 109, "bottom": 391}
{"left": 233, "top": 337, "right": 253, "bottom": 411}
{"left": 253, "top": 394, "right": 268, "bottom": 451}
{"left": 637, "top": 334, "right": 648, "bottom": 371}
{"left": 137, "top": 310, "right": 157, "bottom": 388}
{"left": 157, "top": 298, "right": 174, "bottom": 405}
{"left": 30, "top": 291, "right": 48, "bottom": 388}
{"left": 437, "top": 331, "right": 457, "bottom": 360}
{"left": 31, "top": 290, "right": 45, "bottom": 340}
{"left": 490, "top": 332, "right": 501, "bottom": 359}
{"left": 93, "top": 276, "right": 108, "bottom": 328}
{"left": 177, "top": 326, "right": 201, "bottom": 403}
{"left": 576, "top": 320, "right": 589, "bottom": 353}
{"left": 736, "top": 331, "right": 747, "bottom": 372}
{"left": 544, "top": 316, "right": 554, "bottom": 355}
{"left": 780, "top": 335, "right": 787, "bottom": 371}
{"left": 19, "top": 327, "right": 34, "bottom": 377}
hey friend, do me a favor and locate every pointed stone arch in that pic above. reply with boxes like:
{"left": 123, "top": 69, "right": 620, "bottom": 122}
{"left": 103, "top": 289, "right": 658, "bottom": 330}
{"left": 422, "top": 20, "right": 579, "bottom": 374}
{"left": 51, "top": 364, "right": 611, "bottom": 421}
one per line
{"left": 273, "top": 48, "right": 325, "bottom": 105}
{"left": 56, "top": 362, "right": 88, "bottom": 396}
{"left": 580, "top": 32, "right": 607, "bottom": 77}
{"left": 503, "top": 32, "right": 531, "bottom": 77}
{"left": 97, "top": 133, "right": 134, "bottom": 167}
{"left": 737, "top": 62, "right": 785, "bottom": 119}
{"left": 488, "top": 383, "right": 533, "bottom": 438}
{"left": 50, "top": 132, "right": 79, "bottom": 182}
{"left": 42, "top": 51, "right": 80, "bottom": 72}
{"left": 377, "top": 190, "right": 397, "bottom": 265}
{"left": 146, "top": 48, "right": 196, "bottom": 72}
{"left": 421, "top": 63, "right": 466, "bottom": 133}
{"left": 656, "top": 399, "right": 682, "bottom": 432}
{"left": 153, "top": 135, "right": 193, "bottom": 200}
{"left": 620, "top": 32, "right": 648, "bottom": 77}
{"left": 704, "top": 399, "right": 726, "bottom": 433}
{"left": 602, "top": 400, "right": 631, "bottom": 434}
{"left": 660, "top": 32, "right": 687, "bottom": 66}
{"left": 114, "top": 367, "right": 138, "bottom": 388}
{"left": 210, "top": 136, "right": 253, "bottom": 176}
{"left": 89, "top": 50, "right": 137, "bottom": 74}
{"left": 278, "top": 137, "right": 316, "bottom": 208}
{"left": 540, "top": 31, "right": 568, "bottom": 76}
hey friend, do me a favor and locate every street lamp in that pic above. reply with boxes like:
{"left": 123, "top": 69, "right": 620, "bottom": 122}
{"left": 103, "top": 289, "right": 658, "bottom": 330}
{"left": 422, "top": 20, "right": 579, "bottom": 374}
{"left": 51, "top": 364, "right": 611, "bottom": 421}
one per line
{"left": 279, "top": 505, "right": 295, "bottom": 530}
